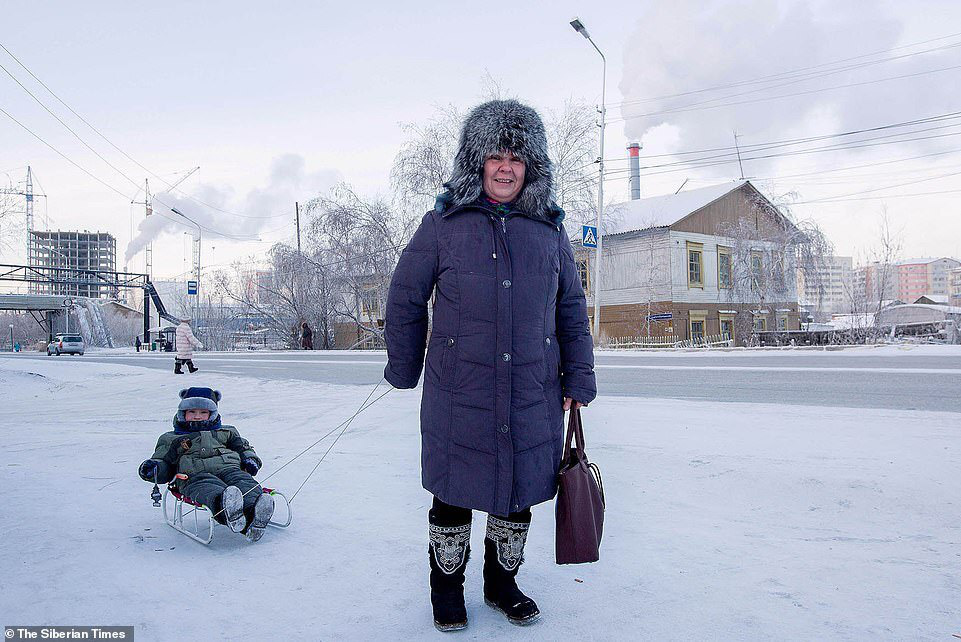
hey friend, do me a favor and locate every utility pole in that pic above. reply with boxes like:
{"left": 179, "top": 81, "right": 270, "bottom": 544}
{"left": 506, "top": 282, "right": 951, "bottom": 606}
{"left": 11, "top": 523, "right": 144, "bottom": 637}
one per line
{"left": 570, "top": 17, "right": 607, "bottom": 343}
{"left": 295, "top": 201, "right": 302, "bottom": 254}
{"left": 25, "top": 166, "right": 33, "bottom": 269}
{"left": 0, "top": 167, "right": 45, "bottom": 292}
{"left": 132, "top": 167, "right": 199, "bottom": 282}
{"left": 734, "top": 131, "right": 745, "bottom": 180}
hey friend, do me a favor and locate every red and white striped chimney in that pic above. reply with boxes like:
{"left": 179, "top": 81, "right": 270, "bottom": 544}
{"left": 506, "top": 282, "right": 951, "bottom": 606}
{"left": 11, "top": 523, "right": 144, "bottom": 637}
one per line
{"left": 627, "top": 142, "right": 642, "bottom": 200}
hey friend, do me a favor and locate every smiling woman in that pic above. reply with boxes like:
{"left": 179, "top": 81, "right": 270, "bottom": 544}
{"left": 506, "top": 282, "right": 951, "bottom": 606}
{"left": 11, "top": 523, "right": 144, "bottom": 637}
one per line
{"left": 383, "top": 99, "right": 597, "bottom": 632}
{"left": 482, "top": 151, "right": 526, "bottom": 202}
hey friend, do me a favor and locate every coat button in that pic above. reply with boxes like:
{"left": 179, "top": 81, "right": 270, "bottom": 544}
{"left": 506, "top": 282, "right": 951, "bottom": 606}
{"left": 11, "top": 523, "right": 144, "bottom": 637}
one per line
{"left": 502, "top": 279, "right": 511, "bottom": 288}
{"left": 500, "top": 424, "right": 510, "bottom": 434}
{"left": 502, "top": 353, "right": 511, "bottom": 362}
{"left": 447, "top": 337, "right": 455, "bottom": 346}
{"left": 545, "top": 337, "right": 551, "bottom": 345}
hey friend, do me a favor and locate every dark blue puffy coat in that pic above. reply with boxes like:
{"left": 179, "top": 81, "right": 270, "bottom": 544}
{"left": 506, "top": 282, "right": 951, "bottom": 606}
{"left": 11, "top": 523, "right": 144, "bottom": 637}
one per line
{"left": 384, "top": 196, "right": 596, "bottom": 516}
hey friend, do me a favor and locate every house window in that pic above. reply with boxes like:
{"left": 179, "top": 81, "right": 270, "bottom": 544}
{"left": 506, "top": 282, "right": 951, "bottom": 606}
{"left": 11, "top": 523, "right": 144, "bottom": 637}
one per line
{"left": 772, "top": 251, "right": 785, "bottom": 289}
{"left": 752, "top": 314, "right": 767, "bottom": 332}
{"left": 776, "top": 315, "right": 788, "bottom": 331}
{"left": 576, "top": 257, "right": 590, "bottom": 294}
{"left": 687, "top": 242, "right": 703, "bottom": 288}
{"left": 360, "top": 288, "right": 381, "bottom": 320}
{"left": 689, "top": 310, "right": 707, "bottom": 343}
{"left": 751, "top": 252, "right": 764, "bottom": 291}
{"left": 719, "top": 314, "right": 735, "bottom": 341}
{"left": 717, "top": 246, "right": 732, "bottom": 289}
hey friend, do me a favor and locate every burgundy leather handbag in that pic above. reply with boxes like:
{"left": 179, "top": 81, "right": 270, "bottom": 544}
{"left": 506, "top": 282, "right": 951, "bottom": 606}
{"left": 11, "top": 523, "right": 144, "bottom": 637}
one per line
{"left": 555, "top": 407, "right": 605, "bottom": 564}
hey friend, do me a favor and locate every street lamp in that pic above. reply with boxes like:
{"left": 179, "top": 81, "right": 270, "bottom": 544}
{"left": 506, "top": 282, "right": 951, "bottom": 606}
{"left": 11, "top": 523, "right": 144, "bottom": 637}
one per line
{"left": 570, "top": 17, "right": 607, "bottom": 342}
{"left": 171, "top": 207, "right": 202, "bottom": 324}
{"left": 9, "top": 324, "right": 13, "bottom": 352}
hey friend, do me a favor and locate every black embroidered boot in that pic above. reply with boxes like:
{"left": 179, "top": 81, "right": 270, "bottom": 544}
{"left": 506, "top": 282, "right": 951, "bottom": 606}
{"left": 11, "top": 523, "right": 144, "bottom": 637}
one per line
{"left": 483, "top": 514, "right": 540, "bottom": 626}
{"left": 428, "top": 511, "right": 471, "bottom": 632}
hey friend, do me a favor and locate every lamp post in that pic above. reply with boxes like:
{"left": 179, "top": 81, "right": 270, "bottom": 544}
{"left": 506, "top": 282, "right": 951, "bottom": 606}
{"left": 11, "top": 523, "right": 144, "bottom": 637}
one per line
{"left": 9, "top": 324, "right": 13, "bottom": 352}
{"left": 570, "top": 17, "right": 607, "bottom": 342}
{"left": 170, "top": 207, "right": 202, "bottom": 325}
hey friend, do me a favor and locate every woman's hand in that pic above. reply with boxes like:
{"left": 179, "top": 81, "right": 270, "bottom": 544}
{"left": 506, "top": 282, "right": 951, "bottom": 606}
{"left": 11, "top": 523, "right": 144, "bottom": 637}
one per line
{"left": 563, "top": 397, "right": 585, "bottom": 411}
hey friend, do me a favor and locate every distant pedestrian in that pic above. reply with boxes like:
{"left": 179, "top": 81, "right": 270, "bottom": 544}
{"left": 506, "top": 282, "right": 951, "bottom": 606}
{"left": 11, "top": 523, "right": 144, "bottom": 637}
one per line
{"left": 300, "top": 322, "right": 314, "bottom": 350}
{"left": 175, "top": 318, "right": 203, "bottom": 374}
{"left": 135, "top": 336, "right": 142, "bottom": 353}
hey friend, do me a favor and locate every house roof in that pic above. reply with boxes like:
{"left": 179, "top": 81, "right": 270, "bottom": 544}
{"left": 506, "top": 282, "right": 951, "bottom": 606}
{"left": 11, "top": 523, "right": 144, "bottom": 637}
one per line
{"left": 601, "top": 180, "right": 749, "bottom": 237}
{"left": 897, "top": 257, "right": 958, "bottom": 266}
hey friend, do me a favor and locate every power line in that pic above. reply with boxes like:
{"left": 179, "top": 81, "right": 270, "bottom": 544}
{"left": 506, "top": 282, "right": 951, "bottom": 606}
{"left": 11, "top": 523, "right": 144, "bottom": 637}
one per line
{"left": 0, "top": 105, "right": 133, "bottom": 199}
{"left": 0, "top": 59, "right": 144, "bottom": 191}
{"left": 791, "top": 188, "right": 961, "bottom": 204}
{"left": 0, "top": 39, "right": 289, "bottom": 222}
{"left": 609, "top": 30, "right": 961, "bottom": 107}
{"left": 612, "top": 40, "right": 961, "bottom": 111}
{"left": 610, "top": 63, "right": 961, "bottom": 124}
{"left": 603, "top": 110, "right": 961, "bottom": 162}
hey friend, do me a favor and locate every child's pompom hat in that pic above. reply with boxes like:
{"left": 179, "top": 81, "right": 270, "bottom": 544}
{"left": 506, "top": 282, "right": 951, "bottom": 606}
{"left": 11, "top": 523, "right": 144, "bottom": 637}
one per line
{"left": 177, "top": 387, "right": 221, "bottom": 422}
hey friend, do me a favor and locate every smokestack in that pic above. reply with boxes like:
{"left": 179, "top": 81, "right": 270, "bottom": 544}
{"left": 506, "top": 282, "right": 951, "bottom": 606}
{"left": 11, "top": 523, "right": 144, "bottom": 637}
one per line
{"left": 627, "top": 142, "right": 642, "bottom": 200}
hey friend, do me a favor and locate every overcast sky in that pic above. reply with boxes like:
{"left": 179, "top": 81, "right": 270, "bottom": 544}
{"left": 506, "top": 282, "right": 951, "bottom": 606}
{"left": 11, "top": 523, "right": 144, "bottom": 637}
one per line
{"left": 2, "top": 0, "right": 960, "bottom": 281}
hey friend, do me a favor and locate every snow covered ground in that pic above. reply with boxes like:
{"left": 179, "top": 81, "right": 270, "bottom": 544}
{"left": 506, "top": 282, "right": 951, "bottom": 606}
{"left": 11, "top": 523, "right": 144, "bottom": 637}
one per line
{"left": 0, "top": 357, "right": 958, "bottom": 640}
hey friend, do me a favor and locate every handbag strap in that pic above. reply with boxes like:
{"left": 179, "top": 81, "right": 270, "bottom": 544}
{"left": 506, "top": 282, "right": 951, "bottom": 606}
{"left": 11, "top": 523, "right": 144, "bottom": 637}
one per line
{"left": 562, "top": 407, "right": 587, "bottom": 462}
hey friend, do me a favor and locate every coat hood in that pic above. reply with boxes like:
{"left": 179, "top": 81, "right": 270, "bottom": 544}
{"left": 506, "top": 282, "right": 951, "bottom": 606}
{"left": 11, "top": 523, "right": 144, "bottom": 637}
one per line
{"left": 437, "top": 99, "right": 557, "bottom": 222}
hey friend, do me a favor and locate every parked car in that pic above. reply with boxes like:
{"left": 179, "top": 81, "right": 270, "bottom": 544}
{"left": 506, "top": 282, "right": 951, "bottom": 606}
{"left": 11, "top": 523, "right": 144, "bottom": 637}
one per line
{"left": 47, "top": 334, "right": 85, "bottom": 356}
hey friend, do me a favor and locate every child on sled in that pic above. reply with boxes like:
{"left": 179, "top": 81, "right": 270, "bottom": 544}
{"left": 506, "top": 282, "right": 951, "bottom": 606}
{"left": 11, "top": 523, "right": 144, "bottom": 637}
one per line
{"left": 138, "top": 387, "right": 275, "bottom": 541}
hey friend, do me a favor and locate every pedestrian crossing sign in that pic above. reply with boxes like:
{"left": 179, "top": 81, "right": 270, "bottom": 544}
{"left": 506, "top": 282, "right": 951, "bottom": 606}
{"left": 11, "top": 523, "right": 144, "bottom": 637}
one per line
{"left": 582, "top": 225, "right": 598, "bottom": 248}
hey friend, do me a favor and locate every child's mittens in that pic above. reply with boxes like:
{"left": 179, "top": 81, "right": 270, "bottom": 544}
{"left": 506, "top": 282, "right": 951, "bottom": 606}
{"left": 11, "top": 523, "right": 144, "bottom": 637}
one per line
{"left": 139, "top": 459, "right": 159, "bottom": 481}
{"left": 242, "top": 458, "right": 260, "bottom": 476}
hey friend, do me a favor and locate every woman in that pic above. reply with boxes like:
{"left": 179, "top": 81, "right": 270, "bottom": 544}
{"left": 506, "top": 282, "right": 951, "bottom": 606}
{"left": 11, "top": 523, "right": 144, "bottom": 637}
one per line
{"left": 384, "top": 100, "right": 596, "bottom": 631}
{"left": 174, "top": 317, "right": 203, "bottom": 374}
{"left": 300, "top": 321, "right": 314, "bottom": 350}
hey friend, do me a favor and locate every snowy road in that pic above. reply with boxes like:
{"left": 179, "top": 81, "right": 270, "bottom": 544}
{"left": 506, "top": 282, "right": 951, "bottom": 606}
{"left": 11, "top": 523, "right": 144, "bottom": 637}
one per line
{"left": 0, "top": 356, "right": 957, "bottom": 640}
{"left": 8, "top": 344, "right": 961, "bottom": 412}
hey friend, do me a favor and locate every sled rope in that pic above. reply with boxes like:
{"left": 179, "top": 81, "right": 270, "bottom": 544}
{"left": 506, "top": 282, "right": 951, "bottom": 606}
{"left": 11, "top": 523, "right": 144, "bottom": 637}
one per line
{"left": 288, "top": 379, "right": 387, "bottom": 502}
{"left": 207, "top": 378, "right": 392, "bottom": 521}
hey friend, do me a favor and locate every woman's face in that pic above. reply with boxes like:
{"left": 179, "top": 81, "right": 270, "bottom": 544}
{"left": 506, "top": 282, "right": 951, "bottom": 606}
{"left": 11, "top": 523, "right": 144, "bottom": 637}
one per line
{"left": 482, "top": 151, "right": 526, "bottom": 203}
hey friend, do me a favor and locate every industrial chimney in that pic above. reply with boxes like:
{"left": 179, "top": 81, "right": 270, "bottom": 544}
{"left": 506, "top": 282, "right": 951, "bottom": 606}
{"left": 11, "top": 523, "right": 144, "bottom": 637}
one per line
{"left": 627, "top": 142, "right": 642, "bottom": 200}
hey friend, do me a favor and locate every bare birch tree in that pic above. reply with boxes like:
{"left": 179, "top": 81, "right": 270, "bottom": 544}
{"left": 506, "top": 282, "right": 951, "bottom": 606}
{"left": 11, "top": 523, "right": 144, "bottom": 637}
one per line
{"left": 717, "top": 191, "right": 832, "bottom": 343}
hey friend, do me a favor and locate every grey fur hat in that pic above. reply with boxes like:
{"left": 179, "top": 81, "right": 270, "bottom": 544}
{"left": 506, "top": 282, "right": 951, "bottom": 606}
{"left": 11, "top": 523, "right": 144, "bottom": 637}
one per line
{"left": 176, "top": 386, "right": 221, "bottom": 423}
{"left": 439, "top": 99, "right": 557, "bottom": 221}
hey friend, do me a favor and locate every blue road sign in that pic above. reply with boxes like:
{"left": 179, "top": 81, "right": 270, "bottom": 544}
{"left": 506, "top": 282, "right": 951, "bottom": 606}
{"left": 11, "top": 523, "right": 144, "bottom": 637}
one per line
{"left": 582, "top": 225, "right": 598, "bottom": 248}
{"left": 187, "top": 280, "right": 198, "bottom": 295}
{"left": 647, "top": 312, "right": 673, "bottom": 321}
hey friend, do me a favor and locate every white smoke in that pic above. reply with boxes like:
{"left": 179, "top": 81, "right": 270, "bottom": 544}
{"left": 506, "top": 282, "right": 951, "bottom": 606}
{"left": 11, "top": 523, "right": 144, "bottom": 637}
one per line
{"left": 124, "top": 154, "right": 338, "bottom": 264}
{"left": 618, "top": 1, "right": 959, "bottom": 173}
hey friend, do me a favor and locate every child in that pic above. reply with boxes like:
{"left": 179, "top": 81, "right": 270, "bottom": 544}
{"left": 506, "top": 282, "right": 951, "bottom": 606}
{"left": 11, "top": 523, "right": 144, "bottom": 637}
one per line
{"left": 139, "top": 387, "right": 275, "bottom": 542}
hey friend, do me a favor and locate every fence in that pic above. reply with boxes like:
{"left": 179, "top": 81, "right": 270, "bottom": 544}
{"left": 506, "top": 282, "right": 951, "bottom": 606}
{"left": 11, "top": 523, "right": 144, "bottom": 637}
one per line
{"left": 608, "top": 333, "right": 734, "bottom": 349}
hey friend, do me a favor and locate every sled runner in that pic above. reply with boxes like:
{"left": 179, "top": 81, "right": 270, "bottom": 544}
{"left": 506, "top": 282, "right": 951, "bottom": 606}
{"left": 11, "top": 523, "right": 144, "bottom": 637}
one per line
{"left": 160, "top": 474, "right": 292, "bottom": 545}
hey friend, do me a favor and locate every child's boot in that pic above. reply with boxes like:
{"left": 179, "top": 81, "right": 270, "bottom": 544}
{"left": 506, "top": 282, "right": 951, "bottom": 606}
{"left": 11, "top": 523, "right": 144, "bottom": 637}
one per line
{"left": 221, "top": 486, "right": 246, "bottom": 533}
{"left": 245, "top": 492, "right": 275, "bottom": 542}
{"left": 174, "top": 360, "right": 183, "bottom": 374}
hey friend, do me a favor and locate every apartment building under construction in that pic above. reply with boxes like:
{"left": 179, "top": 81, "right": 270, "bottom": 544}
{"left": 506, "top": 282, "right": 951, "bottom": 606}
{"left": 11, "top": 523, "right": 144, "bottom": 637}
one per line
{"left": 29, "top": 230, "right": 117, "bottom": 298}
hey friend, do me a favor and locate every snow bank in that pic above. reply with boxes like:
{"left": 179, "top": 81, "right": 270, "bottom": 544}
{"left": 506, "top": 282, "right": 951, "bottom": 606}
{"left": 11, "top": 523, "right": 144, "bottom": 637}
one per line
{"left": 0, "top": 358, "right": 957, "bottom": 640}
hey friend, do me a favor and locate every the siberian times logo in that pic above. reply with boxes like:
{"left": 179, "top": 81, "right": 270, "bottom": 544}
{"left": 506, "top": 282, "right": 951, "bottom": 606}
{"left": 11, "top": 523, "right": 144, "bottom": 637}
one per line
{"left": 4, "top": 628, "right": 133, "bottom": 640}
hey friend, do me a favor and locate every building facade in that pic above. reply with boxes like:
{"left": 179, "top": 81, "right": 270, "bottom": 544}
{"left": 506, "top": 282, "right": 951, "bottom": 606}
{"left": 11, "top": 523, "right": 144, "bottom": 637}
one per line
{"left": 859, "top": 258, "right": 960, "bottom": 305}
{"left": 580, "top": 181, "right": 800, "bottom": 345}
{"left": 798, "top": 255, "right": 854, "bottom": 320}
{"left": 29, "top": 230, "right": 117, "bottom": 298}
{"left": 948, "top": 267, "right": 961, "bottom": 307}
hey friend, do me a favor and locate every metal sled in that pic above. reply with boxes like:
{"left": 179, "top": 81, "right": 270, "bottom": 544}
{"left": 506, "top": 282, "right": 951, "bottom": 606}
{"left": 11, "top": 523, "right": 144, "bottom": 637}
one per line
{"left": 161, "top": 477, "right": 292, "bottom": 545}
